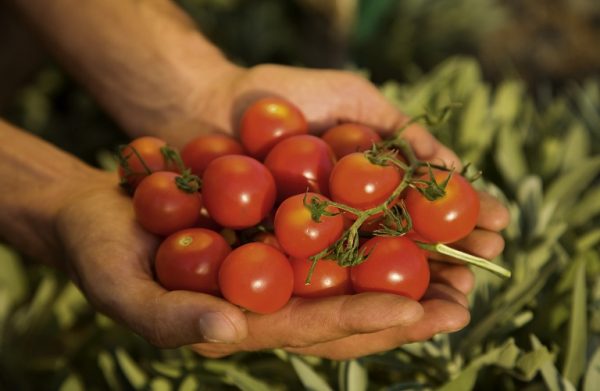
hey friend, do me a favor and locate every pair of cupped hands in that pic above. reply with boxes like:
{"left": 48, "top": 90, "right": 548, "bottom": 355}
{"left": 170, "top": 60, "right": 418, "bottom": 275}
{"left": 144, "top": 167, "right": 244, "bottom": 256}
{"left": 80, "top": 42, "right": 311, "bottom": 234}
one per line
{"left": 54, "top": 64, "right": 509, "bottom": 360}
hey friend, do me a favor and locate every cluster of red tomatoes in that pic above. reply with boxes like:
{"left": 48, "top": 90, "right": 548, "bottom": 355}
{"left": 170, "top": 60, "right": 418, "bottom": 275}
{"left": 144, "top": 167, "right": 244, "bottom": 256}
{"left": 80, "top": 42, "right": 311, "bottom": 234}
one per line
{"left": 117, "top": 97, "right": 480, "bottom": 314}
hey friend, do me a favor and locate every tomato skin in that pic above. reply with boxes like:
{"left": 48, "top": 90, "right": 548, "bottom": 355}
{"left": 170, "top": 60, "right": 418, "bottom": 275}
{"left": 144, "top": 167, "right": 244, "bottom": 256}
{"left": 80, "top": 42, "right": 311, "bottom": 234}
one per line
{"left": 202, "top": 155, "right": 276, "bottom": 229}
{"left": 274, "top": 193, "right": 344, "bottom": 258}
{"left": 155, "top": 228, "right": 231, "bottom": 294}
{"left": 239, "top": 97, "right": 308, "bottom": 160}
{"left": 405, "top": 171, "right": 480, "bottom": 243}
{"left": 322, "top": 123, "right": 381, "bottom": 159}
{"left": 351, "top": 236, "right": 429, "bottom": 301}
{"left": 181, "top": 133, "right": 245, "bottom": 177}
{"left": 252, "top": 231, "right": 284, "bottom": 252}
{"left": 133, "top": 172, "right": 202, "bottom": 236}
{"left": 264, "top": 135, "right": 336, "bottom": 200}
{"left": 329, "top": 152, "right": 403, "bottom": 217}
{"left": 219, "top": 243, "right": 293, "bottom": 314}
{"left": 118, "top": 136, "right": 174, "bottom": 190}
{"left": 290, "top": 258, "right": 352, "bottom": 298}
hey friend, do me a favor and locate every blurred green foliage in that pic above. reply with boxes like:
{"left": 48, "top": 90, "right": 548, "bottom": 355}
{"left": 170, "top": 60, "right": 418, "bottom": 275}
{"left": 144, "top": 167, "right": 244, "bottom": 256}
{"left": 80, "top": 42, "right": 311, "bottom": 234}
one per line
{"left": 1, "top": 0, "right": 600, "bottom": 390}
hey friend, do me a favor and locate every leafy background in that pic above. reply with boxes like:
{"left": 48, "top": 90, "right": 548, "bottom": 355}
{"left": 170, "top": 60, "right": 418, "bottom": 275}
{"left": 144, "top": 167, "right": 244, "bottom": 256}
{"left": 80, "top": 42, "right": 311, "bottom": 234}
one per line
{"left": 1, "top": 0, "right": 599, "bottom": 390}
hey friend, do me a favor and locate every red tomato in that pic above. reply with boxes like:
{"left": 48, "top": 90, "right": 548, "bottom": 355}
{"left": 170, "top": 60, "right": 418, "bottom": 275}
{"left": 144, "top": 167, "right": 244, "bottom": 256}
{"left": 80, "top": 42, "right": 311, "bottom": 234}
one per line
{"left": 322, "top": 123, "right": 381, "bottom": 158}
{"left": 181, "top": 133, "right": 245, "bottom": 177}
{"left": 329, "top": 152, "right": 403, "bottom": 217}
{"left": 405, "top": 171, "right": 480, "bottom": 243}
{"left": 274, "top": 193, "right": 344, "bottom": 258}
{"left": 155, "top": 228, "right": 231, "bottom": 294}
{"left": 239, "top": 97, "right": 308, "bottom": 160}
{"left": 196, "top": 194, "right": 220, "bottom": 231}
{"left": 351, "top": 236, "right": 429, "bottom": 301}
{"left": 202, "top": 155, "right": 276, "bottom": 229}
{"left": 290, "top": 257, "right": 352, "bottom": 298}
{"left": 133, "top": 171, "right": 202, "bottom": 236}
{"left": 219, "top": 243, "right": 293, "bottom": 314}
{"left": 252, "top": 231, "right": 283, "bottom": 252}
{"left": 264, "top": 135, "right": 336, "bottom": 200}
{"left": 118, "top": 136, "right": 174, "bottom": 190}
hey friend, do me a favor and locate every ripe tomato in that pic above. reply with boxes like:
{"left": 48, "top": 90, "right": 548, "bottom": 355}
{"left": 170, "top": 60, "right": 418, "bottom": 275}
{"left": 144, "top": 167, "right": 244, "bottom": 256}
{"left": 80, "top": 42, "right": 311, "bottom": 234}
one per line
{"left": 155, "top": 228, "right": 231, "bottom": 294}
{"left": 290, "top": 257, "right": 351, "bottom": 298}
{"left": 202, "top": 155, "right": 276, "bottom": 229}
{"left": 322, "top": 123, "right": 381, "bottom": 158}
{"left": 404, "top": 170, "right": 479, "bottom": 243}
{"left": 274, "top": 193, "right": 344, "bottom": 258}
{"left": 181, "top": 133, "right": 245, "bottom": 177}
{"left": 329, "top": 152, "right": 403, "bottom": 217}
{"left": 351, "top": 236, "right": 429, "bottom": 301}
{"left": 264, "top": 135, "right": 336, "bottom": 200}
{"left": 239, "top": 97, "right": 308, "bottom": 160}
{"left": 133, "top": 171, "right": 202, "bottom": 236}
{"left": 219, "top": 243, "right": 293, "bottom": 314}
{"left": 118, "top": 136, "right": 175, "bottom": 190}
{"left": 252, "top": 231, "right": 283, "bottom": 252}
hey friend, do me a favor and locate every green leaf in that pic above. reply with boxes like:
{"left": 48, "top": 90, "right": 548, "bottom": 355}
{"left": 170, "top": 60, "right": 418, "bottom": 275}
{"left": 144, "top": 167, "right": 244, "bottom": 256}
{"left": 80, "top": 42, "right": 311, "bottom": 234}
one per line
{"left": 492, "top": 80, "right": 524, "bottom": 124}
{"left": 458, "top": 84, "right": 492, "bottom": 165}
{"left": 339, "top": 360, "right": 368, "bottom": 391}
{"left": 528, "top": 335, "right": 576, "bottom": 391}
{"left": 516, "top": 336, "right": 555, "bottom": 381}
{"left": 290, "top": 355, "right": 333, "bottom": 391}
{"left": 568, "top": 186, "right": 600, "bottom": 227}
{"left": 149, "top": 377, "right": 172, "bottom": 391}
{"left": 562, "top": 256, "right": 588, "bottom": 385}
{"left": 204, "top": 360, "right": 272, "bottom": 391}
{"left": 545, "top": 156, "right": 600, "bottom": 215}
{"left": 13, "top": 274, "right": 57, "bottom": 333}
{"left": 584, "top": 347, "right": 600, "bottom": 391}
{"left": 0, "top": 244, "right": 26, "bottom": 306}
{"left": 115, "top": 348, "right": 148, "bottom": 389}
{"left": 53, "top": 283, "right": 88, "bottom": 330}
{"left": 495, "top": 125, "right": 528, "bottom": 190}
{"left": 59, "top": 374, "right": 84, "bottom": 391}
{"left": 438, "top": 340, "right": 519, "bottom": 391}
{"left": 98, "top": 350, "right": 121, "bottom": 391}
{"left": 561, "top": 123, "right": 590, "bottom": 171}
{"left": 178, "top": 375, "right": 200, "bottom": 391}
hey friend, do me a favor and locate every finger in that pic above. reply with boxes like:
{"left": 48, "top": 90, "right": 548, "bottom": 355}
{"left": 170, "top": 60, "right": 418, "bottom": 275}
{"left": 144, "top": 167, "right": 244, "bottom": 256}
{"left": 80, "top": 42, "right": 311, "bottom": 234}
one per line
{"left": 422, "top": 282, "right": 469, "bottom": 308}
{"left": 191, "top": 292, "right": 423, "bottom": 356}
{"left": 400, "top": 123, "right": 462, "bottom": 170}
{"left": 80, "top": 257, "right": 248, "bottom": 348}
{"left": 477, "top": 191, "right": 511, "bottom": 231}
{"left": 429, "top": 262, "right": 475, "bottom": 295}
{"left": 282, "top": 294, "right": 470, "bottom": 360}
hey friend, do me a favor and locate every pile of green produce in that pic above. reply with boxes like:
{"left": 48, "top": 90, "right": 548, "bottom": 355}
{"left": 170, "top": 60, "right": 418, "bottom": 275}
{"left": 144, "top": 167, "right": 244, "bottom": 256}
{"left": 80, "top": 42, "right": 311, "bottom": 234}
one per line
{"left": 1, "top": 56, "right": 598, "bottom": 390}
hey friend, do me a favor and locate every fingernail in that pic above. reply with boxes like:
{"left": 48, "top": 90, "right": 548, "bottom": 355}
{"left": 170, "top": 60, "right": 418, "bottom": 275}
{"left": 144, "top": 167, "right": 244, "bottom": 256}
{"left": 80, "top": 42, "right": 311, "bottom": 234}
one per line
{"left": 198, "top": 312, "right": 240, "bottom": 343}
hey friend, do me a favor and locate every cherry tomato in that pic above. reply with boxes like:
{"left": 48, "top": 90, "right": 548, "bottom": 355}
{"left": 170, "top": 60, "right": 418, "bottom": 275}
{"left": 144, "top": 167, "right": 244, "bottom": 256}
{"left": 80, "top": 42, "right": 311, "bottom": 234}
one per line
{"left": 252, "top": 231, "right": 283, "bottom": 252}
{"left": 404, "top": 170, "right": 479, "bottom": 243}
{"left": 155, "top": 228, "right": 231, "bottom": 295}
{"left": 264, "top": 135, "right": 336, "bottom": 200}
{"left": 202, "top": 155, "right": 276, "bottom": 229}
{"left": 290, "top": 257, "right": 351, "bottom": 298}
{"left": 351, "top": 236, "right": 429, "bottom": 301}
{"left": 196, "top": 194, "right": 220, "bottom": 231}
{"left": 274, "top": 193, "right": 344, "bottom": 258}
{"left": 181, "top": 133, "right": 245, "bottom": 177}
{"left": 329, "top": 152, "right": 403, "bottom": 217}
{"left": 133, "top": 172, "right": 202, "bottom": 236}
{"left": 322, "top": 123, "right": 381, "bottom": 158}
{"left": 118, "top": 136, "right": 175, "bottom": 191}
{"left": 239, "top": 97, "right": 308, "bottom": 160}
{"left": 219, "top": 243, "right": 293, "bottom": 314}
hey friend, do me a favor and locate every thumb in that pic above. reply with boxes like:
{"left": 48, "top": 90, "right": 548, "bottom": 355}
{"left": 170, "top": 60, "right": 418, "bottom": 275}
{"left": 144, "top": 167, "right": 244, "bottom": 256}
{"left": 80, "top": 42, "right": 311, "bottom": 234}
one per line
{"left": 88, "top": 274, "right": 248, "bottom": 348}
